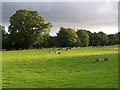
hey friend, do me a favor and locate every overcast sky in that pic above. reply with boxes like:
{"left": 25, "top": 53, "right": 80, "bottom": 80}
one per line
{"left": 2, "top": 1, "right": 118, "bottom": 36}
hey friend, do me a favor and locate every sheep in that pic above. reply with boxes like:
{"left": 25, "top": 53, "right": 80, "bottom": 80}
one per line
{"left": 95, "top": 58, "right": 100, "bottom": 62}
{"left": 55, "top": 51, "right": 57, "bottom": 53}
{"left": 104, "top": 58, "right": 110, "bottom": 62}
{"left": 58, "top": 52, "right": 61, "bottom": 54}
{"left": 58, "top": 48, "right": 61, "bottom": 50}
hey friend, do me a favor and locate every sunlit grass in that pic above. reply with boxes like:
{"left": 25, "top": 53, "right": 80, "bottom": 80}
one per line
{"left": 2, "top": 45, "right": 118, "bottom": 88}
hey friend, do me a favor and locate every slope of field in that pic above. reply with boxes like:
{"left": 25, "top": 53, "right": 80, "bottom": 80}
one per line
{"left": 2, "top": 45, "right": 118, "bottom": 88}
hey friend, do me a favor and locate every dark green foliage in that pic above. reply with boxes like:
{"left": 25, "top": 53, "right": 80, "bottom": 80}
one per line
{"left": 108, "top": 34, "right": 118, "bottom": 45}
{"left": 1, "top": 25, "right": 11, "bottom": 50}
{"left": 118, "top": 32, "right": 120, "bottom": 44}
{"left": 97, "top": 32, "right": 109, "bottom": 46}
{"left": 89, "top": 32, "right": 109, "bottom": 46}
{"left": 1, "top": 9, "right": 119, "bottom": 50}
{"left": 89, "top": 32, "right": 99, "bottom": 46}
{"left": 57, "top": 27, "right": 80, "bottom": 47}
{"left": 8, "top": 10, "right": 52, "bottom": 49}
{"left": 86, "top": 30, "right": 93, "bottom": 46}
{"left": 48, "top": 36, "right": 59, "bottom": 47}
{"left": 76, "top": 29, "right": 89, "bottom": 47}
{"left": 0, "top": 25, "right": 2, "bottom": 49}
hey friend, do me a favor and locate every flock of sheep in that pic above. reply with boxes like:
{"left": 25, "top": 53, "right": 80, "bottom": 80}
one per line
{"left": 48, "top": 50, "right": 62, "bottom": 54}
{"left": 96, "top": 57, "right": 110, "bottom": 62}
{"left": 48, "top": 48, "right": 110, "bottom": 62}
{"left": 48, "top": 47, "right": 71, "bottom": 55}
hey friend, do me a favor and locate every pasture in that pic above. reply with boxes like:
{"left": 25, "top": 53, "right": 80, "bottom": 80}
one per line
{"left": 2, "top": 45, "right": 118, "bottom": 88}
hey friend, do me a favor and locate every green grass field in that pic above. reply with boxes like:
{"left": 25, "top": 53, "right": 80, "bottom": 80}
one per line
{"left": 2, "top": 45, "right": 118, "bottom": 88}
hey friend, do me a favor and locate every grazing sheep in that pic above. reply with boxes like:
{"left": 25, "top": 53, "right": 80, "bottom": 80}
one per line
{"left": 58, "top": 52, "right": 61, "bottom": 54}
{"left": 104, "top": 58, "right": 110, "bottom": 62}
{"left": 55, "top": 51, "right": 57, "bottom": 53}
{"left": 58, "top": 48, "right": 61, "bottom": 50}
{"left": 95, "top": 58, "right": 100, "bottom": 62}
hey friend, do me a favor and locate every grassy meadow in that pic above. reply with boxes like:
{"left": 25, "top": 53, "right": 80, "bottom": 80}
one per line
{"left": 2, "top": 45, "right": 118, "bottom": 88}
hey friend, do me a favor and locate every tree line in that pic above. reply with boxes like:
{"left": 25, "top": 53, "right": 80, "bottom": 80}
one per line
{"left": 0, "top": 10, "right": 120, "bottom": 50}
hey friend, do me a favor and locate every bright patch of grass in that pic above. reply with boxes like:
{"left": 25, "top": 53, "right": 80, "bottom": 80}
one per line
{"left": 2, "top": 45, "right": 118, "bottom": 88}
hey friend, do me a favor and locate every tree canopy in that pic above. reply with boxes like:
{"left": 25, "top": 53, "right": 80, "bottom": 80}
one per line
{"left": 76, "top": 29, "right": 89, "bottom": 47}
{"left": 57, "top": 27, "right": 80, "bottom": 47}
{"left": 8, "top": 10, "right": 52, "bottom": 49}
{"left": 108, "top": 34, "right": 118, "bottom": 45}
{"left": 97, "top": 32, "right": 109, "bottom": 46}
{"left": 1, "top": 9, "right": 119, "bottom": 50}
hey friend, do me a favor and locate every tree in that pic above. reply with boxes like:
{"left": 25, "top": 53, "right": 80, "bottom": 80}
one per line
{"left": 8, "top": 10, "right": 52, "bottom": 49}
{"left": 86, "top": 30, "right": 93, "bottom": 46}
{"left": 48, "top": 36, "right": 59, "bottom": 48}
{"left": 90, "top": 32, "right": 99, "bottom": 46}
{"left": 57, "top": 27, "right": 80, "bottom": 47}
{"left": 76, "top": 29, "right": 89, "bottom": 47}
{"left": 108, "top": 34, "right": 118, "bottom": 45}
{"left": 1, "top": 25, "right": 12, "bottom": 50}
{"left": 118, "top": 32, "right": 120, "bottom": 44}
{"left": 97, "top": 32, "right": 109, "bottom": 46}
{"left": 90, "top": 32, "right": 109, "bottom": 46}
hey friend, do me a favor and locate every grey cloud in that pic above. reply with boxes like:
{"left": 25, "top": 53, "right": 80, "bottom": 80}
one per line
{"left": 2, "top": 2, "right": 118, "bottom": 35}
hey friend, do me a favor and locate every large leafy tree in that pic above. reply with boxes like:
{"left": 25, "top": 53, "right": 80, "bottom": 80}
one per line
{"left": 86, "top": 30, "right": 93, "bottom": 46}
{"left": 89, "top": 32, "right": 99, "bottom": 46}
{"left": 108, "top": 34, "right": 118, "bottom": 45}
{"left": 90, "top": 32, "right": 108, "bottom": 46}
{"left": 76, "top": 29, "right": 89, "bottom": 47}
{"left": 57, "top": 27, "right": 80, "bottom": 47}
{"left": 97, "top": 32, "right": 109, "bottom": 46}
{"left": 48, "top": 36, "right": 59, "bottom": 48}
{"left": 9, "top": 10, "right": 52, "bottom": 49}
